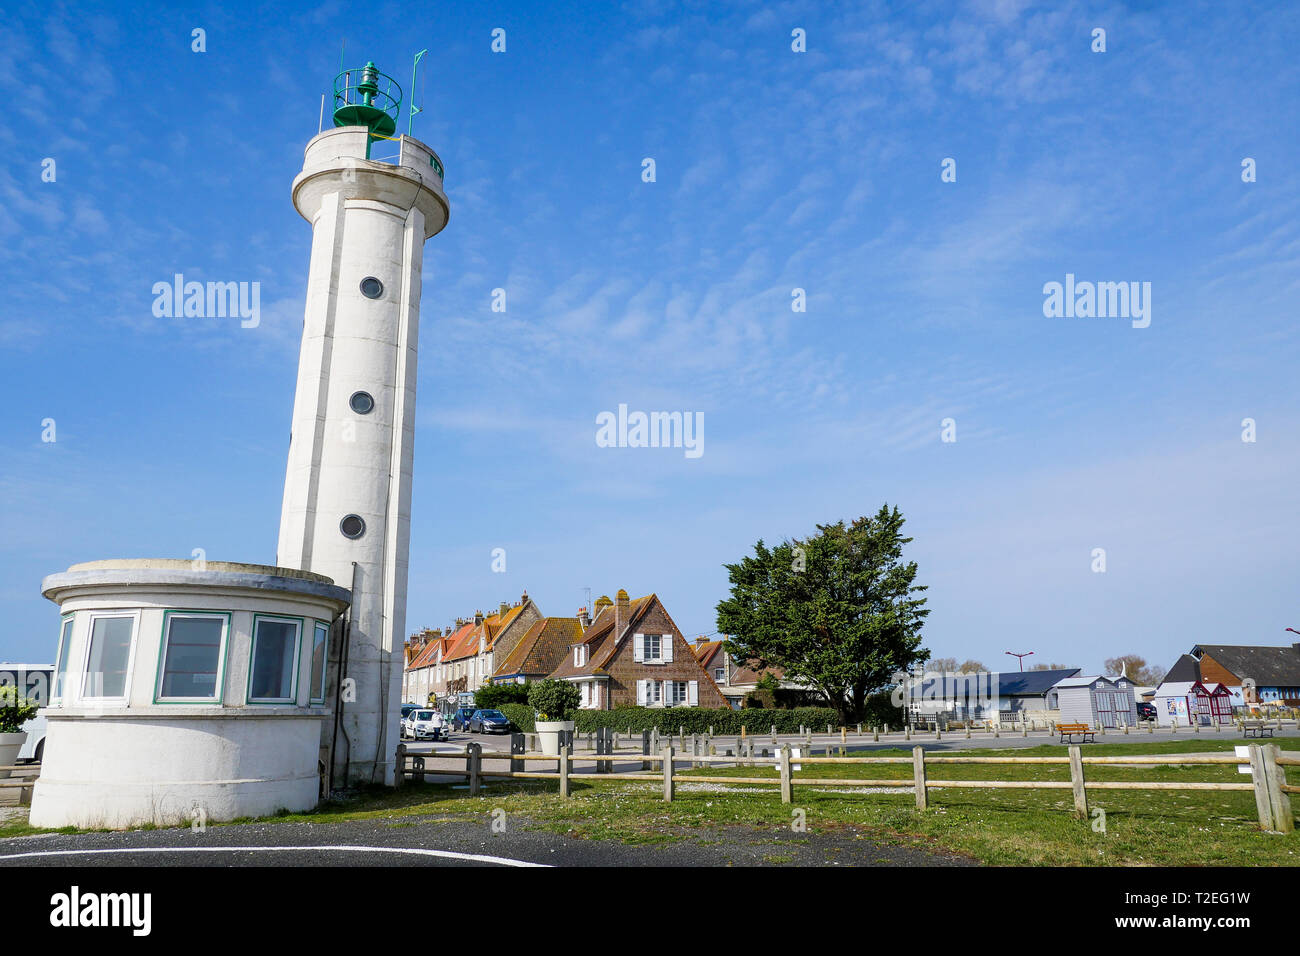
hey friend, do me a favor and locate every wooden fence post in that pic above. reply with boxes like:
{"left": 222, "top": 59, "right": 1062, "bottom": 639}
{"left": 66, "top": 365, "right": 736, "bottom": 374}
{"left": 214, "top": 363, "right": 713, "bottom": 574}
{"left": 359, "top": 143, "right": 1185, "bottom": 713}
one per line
{"left": 394, "top": 743, "right": 406, "bottom": 789}
{"left": 1068, "top": 745, "right": 1088, "bottom": 819}
{"left": 912, "top": 746, "right": 928, "bottom": 811}
{"left": 1263, "top": 743, "right": 1294, "bottom": 834}
{"left": 662, "top": 745, "right": 674, "bottom": 802}
{"left": 468, "top": 742, "right": 482, "bottom": 796}
{"left": 1248, "top": 745, "right": 1276, "bottom": 831}
{"left": 559, "top": 745, "right": 570, "bottom": 798}
{"left": 779, "top": 745, "right": 792, "bottom": 804}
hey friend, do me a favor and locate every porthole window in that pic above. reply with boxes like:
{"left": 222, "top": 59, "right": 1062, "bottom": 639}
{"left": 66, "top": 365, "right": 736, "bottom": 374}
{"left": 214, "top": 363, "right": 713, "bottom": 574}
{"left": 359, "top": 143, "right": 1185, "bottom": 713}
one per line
{"left": 349, "top": 391, "right": 375, "bottom": 415}
{"left": 340, "top": 514, "right": 366, "bottom": 539}
{"left": 360, "top": 277, "right": 384, "bottom": 299}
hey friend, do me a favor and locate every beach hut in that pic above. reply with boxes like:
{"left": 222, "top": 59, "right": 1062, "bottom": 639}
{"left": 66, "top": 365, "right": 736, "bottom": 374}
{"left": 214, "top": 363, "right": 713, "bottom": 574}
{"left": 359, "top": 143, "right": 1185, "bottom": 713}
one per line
{"left": 1053, "top": 674, "right": 1139, "bottom": 729}
{"left": 1152, "top": 679, "right": 1232, "bottom": 727}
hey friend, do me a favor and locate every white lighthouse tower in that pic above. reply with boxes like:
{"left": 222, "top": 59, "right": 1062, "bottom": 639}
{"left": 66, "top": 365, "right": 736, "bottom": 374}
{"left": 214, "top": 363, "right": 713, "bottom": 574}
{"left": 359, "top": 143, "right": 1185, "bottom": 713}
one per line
{"left": 277, "top": 62, "right": 449, "bottom": 786}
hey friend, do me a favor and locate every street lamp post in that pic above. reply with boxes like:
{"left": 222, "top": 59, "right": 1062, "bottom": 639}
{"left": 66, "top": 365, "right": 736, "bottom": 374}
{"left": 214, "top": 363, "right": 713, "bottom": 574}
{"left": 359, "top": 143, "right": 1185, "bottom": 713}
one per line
{"left": 1005, "top": 650, "right": 1034, "bottom": 672}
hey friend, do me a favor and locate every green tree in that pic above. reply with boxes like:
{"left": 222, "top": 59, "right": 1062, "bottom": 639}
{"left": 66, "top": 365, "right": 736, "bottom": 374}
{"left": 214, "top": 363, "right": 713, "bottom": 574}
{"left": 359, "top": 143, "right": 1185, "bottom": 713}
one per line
{"left": 716, "top": 505, "right": 930, "bottom": 724}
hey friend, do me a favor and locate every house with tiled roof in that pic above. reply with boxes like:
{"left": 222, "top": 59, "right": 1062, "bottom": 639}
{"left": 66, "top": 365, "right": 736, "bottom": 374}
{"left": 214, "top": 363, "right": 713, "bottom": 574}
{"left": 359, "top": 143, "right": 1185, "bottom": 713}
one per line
{"left": 401, "top": 592, "right": 542, "bottom": 703}
{"left": 402, "top": 621, "right": 471, "bottom": 705}
{"left": 492, "top": 612, "right": 588, "bottom": 685}
{"left": 547, "top": 589, "right": 726, "bottom": 710}
{"left": 693, "top": 638, "right": 795, "bottom": 710}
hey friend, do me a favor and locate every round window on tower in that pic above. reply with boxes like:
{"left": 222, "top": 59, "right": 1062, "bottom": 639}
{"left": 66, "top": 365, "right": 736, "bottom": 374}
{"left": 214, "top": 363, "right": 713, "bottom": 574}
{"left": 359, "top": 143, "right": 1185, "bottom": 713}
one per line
{"left": 340, "top": 514, "right": 366, "bottom": 539}
{"left": 349, "top": 391, "right": 375, "bottom": 415}
{"left": 360, "top": 277, "right": 384, "bottom": 299}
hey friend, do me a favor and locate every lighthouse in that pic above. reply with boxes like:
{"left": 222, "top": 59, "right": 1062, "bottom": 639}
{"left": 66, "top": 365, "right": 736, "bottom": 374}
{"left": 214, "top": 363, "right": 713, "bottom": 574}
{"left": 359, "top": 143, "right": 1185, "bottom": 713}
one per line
{"left": 277, "top": 61, "right": 449, "bottom": 786}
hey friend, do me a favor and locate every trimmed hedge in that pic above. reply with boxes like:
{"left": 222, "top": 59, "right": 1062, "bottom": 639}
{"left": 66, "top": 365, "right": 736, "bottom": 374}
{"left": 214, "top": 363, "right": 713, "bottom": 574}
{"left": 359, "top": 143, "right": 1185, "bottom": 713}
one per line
{"left": 570, "top": 706, "right": 839, "bottom": 735}
{"left": 499, "top": 703, "right": 535, "bottom": 734}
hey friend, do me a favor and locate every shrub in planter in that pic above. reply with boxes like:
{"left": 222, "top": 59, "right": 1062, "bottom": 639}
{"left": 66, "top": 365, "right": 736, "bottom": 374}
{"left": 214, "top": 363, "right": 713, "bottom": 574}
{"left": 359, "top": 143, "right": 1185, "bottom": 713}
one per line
{"left": 527, "top": 679, "right": 580, "bottom": 722}
{"left": 0, "top": 686, "right": 38, "bottom": 734}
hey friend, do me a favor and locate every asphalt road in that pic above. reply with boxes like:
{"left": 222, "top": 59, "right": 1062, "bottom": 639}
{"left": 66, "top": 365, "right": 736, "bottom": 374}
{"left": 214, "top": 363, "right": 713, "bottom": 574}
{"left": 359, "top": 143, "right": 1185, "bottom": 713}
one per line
{"left": 0, "top": 815, "right": 973, "bottom": 867}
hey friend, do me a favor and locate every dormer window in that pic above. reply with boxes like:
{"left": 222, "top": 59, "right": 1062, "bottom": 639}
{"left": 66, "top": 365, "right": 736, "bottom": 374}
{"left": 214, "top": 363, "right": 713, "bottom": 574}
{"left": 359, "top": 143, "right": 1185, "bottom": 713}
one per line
{"left": 574, "top": 645, "right": 588, "bottom": 667}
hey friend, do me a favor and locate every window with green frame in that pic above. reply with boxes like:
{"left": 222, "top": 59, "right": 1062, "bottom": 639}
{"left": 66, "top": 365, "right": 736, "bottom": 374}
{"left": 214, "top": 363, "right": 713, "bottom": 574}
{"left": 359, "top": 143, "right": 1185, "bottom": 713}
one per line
{"left": 156, "top": 612, "right": 227, "bottom": 702}
{"left": 248, "top": 616, "right": 300, "bottom": 703}
{"left": 310, "top": 621, "right": 329, "bottom": 704}
{"left": 53, "top": 615, "right": 74, "bottom": 700}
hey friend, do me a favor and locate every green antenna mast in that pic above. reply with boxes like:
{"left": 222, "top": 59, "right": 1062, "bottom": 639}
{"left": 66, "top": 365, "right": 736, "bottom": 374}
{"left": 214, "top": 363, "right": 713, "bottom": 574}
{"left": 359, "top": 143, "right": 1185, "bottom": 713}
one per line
{"left": 408, "top": 49, "right": 428, "bottom": 137}
{"left": 332, "top": 60, "right": 403, "bottom": 158}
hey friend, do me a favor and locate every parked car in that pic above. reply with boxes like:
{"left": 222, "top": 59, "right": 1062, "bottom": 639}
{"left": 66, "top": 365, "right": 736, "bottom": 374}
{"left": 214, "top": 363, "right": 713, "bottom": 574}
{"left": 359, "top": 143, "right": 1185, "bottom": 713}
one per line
{"left": 468, "top": 709, "right": 512, "bottom": 734}
{"left": 1136, "top": 701, "right": 1157, "bottom": 722}
{"left": 401, "top": 709, "right": 446, "bottom": 741}
{"left": 0, "top": 663, "right": 52, "bottom": 762}
{"left": 450, "top": 707, "right": 477, "bottom": 731}
{"left": 401, "top": 703, "right": 422, "bottom": 720}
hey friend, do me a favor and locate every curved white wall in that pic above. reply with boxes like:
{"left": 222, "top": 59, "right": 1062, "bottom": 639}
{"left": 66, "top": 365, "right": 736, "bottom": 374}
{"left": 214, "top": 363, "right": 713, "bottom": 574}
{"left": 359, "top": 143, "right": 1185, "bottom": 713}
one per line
{"left": 30, "top": 561, "right": 350, "bottom": 829}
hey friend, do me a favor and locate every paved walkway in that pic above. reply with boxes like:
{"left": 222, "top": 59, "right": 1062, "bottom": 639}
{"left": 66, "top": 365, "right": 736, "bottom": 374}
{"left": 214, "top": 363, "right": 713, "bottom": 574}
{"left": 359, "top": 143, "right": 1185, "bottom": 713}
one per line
{"left": 0, "top": 815, "right": 973, "bottom": 867}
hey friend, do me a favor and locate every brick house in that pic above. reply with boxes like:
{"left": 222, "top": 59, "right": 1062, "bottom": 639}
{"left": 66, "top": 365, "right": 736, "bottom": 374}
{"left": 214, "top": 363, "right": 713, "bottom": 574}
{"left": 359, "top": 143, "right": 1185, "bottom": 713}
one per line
{"left": 402, "top": 592, "right": 542, "bottom": 702}
{"left": 547, "top": 590, "right": 726, "bottom": 709}
{"left": 492, "top": 612, "right": 587, "bottom": 684}
{"left": 693, "top": 637, "right": 792, "bottom": 710}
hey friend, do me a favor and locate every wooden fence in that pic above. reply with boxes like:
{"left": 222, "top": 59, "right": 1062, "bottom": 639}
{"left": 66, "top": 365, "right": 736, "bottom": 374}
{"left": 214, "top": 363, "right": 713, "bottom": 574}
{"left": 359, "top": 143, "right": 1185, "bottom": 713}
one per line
{"left": 395, "top": 743, "right": 1296, "bottom": 834}
{"left": 0, "top": 765, "right": 39, "bottom": 806}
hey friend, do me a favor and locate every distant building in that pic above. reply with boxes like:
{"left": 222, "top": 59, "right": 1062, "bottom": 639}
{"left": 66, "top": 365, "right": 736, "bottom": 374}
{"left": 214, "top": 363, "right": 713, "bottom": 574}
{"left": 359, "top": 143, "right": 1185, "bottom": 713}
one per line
{"left": 1157, "top": 643, "right": 1300, "bottom": 709}
{"left": 1151, "top": 680, "right": 1233, "bottom": 727}
{"left": 1054, "top": 675, "right": 1139, "bottom": 728}
{"left": 492, "top": 613, "right": 587, "bottom": 684}
{"left": 691, "top": 638, "right": 792, "bottom": 710}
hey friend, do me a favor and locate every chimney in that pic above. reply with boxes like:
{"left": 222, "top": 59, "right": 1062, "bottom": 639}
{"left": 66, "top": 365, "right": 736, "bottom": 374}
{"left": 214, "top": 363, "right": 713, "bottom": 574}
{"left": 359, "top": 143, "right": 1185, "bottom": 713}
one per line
{"left": 474, "top": 609, "right": 484, "bottom": 626}
{"left": 577, "top": 607, "right": 590, "bottom": 630}
{"left": 693, "top": 636, "right": 707, "bottom": 648}
{"left": 615, "top": 589, "right": 629, "bottom": 635}
{"left": 499, "top": 600, "right": 510, "bottom": 617}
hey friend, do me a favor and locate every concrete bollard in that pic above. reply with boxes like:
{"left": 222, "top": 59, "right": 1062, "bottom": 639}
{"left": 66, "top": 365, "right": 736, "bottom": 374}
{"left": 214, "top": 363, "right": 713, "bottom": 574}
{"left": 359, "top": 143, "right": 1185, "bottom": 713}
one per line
{"left": 873, "top": 726, "right": 880, "bottom": 742}
{"left": 559, "top": 745, "right": 570, "bottom": 798}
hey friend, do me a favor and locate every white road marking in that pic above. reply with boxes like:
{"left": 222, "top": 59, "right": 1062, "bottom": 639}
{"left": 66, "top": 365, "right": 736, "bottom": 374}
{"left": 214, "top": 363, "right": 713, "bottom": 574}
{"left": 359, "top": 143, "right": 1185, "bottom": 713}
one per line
{"left": 0, "top": 844, "right": 549, "bottom": 867}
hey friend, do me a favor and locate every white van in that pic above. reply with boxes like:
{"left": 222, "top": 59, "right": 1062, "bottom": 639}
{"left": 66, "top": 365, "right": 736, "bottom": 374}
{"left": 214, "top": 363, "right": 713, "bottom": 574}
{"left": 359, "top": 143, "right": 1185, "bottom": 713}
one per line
{"left": 0, "top": 663, "right": 53, "bottom": 762}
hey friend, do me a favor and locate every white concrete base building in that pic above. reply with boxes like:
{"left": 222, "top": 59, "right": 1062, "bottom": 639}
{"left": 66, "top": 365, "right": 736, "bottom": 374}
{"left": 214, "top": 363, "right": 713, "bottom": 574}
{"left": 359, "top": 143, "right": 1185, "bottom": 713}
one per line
{"left": 30, "top": 561, "right": 349, "bottom": 829}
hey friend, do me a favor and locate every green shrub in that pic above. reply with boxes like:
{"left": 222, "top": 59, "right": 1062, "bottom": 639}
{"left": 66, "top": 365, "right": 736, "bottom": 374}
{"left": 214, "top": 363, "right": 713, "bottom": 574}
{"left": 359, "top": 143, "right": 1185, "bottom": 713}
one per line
{"left": 569, "top": 706, "right": 839, "bottom": 735}
{"left": 498, "top": 703, "right": 535, "bottom": 734}
{"left": 475, "top": 681, "right": 531, "bottom": 709}
{"left": 0, "top": 686, "right": 39, "bottom": 734}
{"left": 528, "top": 679, "right": 581, "bottom": 722}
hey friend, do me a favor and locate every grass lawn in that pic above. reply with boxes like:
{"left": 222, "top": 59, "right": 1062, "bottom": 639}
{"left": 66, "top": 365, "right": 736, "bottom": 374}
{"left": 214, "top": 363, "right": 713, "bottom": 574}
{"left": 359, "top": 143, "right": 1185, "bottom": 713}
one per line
{"left": 2, "top": 739, "right": 1295, "bottom": 865}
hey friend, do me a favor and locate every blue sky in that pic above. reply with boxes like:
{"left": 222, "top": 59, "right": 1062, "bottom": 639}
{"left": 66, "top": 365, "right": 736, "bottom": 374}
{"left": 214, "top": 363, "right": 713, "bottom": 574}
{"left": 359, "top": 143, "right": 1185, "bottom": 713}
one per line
{"left": 2, "top": 1, "right": 1299, "bottom": 677}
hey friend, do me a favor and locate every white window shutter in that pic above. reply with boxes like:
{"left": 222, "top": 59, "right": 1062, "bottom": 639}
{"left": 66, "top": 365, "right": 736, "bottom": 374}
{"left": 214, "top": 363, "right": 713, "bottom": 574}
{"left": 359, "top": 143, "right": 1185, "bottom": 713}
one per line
{"left": 662, "top": 635, "right": 673, "bottom": 663}
{"left": 637, "top": 679, "right": 647, "bottom": 705}
{"left": 634, "top": 633, "right": 644, "bottom": 662}
{"left": 688, "top": 681, "right": 698, "bottom": 706}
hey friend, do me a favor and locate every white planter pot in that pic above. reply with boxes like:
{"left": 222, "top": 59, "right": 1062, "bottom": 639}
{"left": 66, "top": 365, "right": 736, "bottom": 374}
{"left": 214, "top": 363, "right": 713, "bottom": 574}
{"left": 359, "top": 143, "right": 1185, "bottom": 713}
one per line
{"left": 0, "top": 731, "right": 27, "bottom": 779}
{"left": 535, "top": 721, "right": 575, "bottom": 756}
